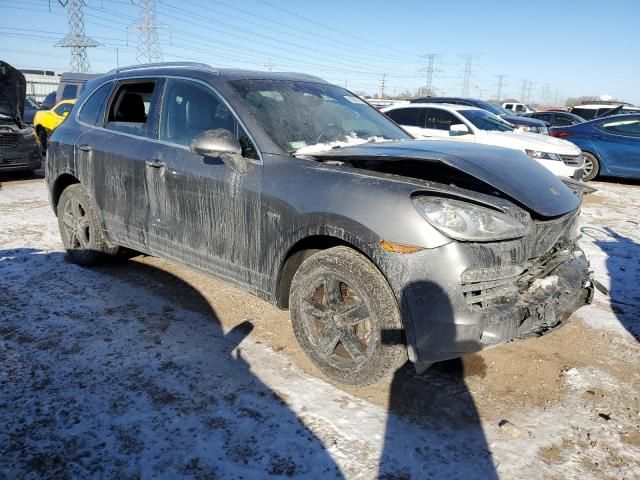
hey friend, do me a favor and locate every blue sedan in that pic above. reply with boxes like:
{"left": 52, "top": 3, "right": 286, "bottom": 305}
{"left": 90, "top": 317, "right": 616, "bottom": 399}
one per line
{"left": 550, "top": 114, "right": 640, "bottom": 181}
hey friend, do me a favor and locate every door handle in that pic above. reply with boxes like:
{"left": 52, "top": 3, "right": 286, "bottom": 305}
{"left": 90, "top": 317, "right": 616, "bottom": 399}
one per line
{"left": 78, "top": 144, "right": 92, "bottom": 152}
{"left": 145, "top": 159, "right": 166, "bottom": 169}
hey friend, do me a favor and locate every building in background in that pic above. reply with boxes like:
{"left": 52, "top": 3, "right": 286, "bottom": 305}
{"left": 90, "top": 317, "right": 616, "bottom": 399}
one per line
{"left": 20, "top": 69, "right": 61, "bottom": 103}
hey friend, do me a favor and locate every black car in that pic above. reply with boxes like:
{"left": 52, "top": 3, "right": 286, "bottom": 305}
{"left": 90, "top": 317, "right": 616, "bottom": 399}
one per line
{"left": 0, "top": 61, "right": 42, "bottom": 172}
{"left": 528, "top": 110, "right": 585, "bottom": 127}
{"left": 46, "top": 62, "right": 593, "bottom": 385}
{"left": 412, "top": 97, "right": 549, "bottom": 134}
{"left": 23, "top": 96, "right": 41, "bottom": 125}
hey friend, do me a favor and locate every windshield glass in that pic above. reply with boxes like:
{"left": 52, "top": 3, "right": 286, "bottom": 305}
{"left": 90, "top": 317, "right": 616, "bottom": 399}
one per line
{"left": 229, "top": 79, "right": 411, "bottom": 153}
{"left": 459, "top": 110, "right": 514, "bottom": 132}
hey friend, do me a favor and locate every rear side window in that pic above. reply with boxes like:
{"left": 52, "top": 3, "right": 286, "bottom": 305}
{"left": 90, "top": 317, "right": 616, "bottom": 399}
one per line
{"left": 554, "top": 114, "right": 574, "bottom": 126}
{"left": 78, "top": 82, "right": 112, "bottom": 126}
{"left": 61, "top": 84, "right": 78, "bottom": 100}
{"left": 600, "top": 118, "right": 640, "bottom": 137}
{"left": 424, "top": 108, "right": 463, "bottom": 130}
{"left": 106, "top": 81, "right": 156, "bottom": 136}
{"left": 387, "top": 108, "right": 422, "bottom": 127}
{"left": 504, "top": 103, "right": 513, "bottom": 109}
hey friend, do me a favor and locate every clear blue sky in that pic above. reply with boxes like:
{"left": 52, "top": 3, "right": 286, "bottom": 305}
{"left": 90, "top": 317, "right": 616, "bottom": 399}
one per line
{"left": 1, "top": 0, "right": 639, "bottom": 104}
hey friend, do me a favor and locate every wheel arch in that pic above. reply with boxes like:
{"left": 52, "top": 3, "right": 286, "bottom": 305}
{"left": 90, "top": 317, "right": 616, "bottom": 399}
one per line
{"left": 274, "top": 229, "right": 375, "bottom": 310}
{"left": 51, "top": 173, "right": 81, "bottom": 214}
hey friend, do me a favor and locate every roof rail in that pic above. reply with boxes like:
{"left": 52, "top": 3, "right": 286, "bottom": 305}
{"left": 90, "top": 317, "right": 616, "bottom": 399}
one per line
{"left": 108, "top": 62, "right": 219, "bottom": 74}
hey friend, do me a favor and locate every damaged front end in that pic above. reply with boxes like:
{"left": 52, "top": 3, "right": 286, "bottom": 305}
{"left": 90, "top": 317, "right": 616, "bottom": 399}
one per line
{"left": 391, "top": 208, "right": 594, "bottom": 365}
{"left": 307, "top": 141, "right": 595, "bottom": 365}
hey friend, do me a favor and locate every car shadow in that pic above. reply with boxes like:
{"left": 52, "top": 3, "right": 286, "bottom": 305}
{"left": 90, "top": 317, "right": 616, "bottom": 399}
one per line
{"left": 0, "top": 167, "right": 44, "bottom": 187}
{"left": 378, "top": 281, "right": 498, "bottom": 478}
{"left": 582, "top": 226, "right": 640, "bottom": 341}
{"left": 0, "top": 248, "right": 344, "bottom": 478}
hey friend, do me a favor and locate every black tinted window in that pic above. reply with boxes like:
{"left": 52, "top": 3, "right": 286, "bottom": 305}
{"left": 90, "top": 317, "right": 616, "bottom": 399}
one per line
{"left": 387, "top": 108, "right": 421, "bottom": 126}
{"left": 78, "top": 82, "right": 112, "bottom": 126}
{"left": 106, "top": 81, "right": 155, "bottom": 136}
{"left": 424, "top": 108, "right": 463, "bottom": 130}
{"left": 160, "top": 79, "right": 258, "bottom": 159}
{"left": 42, "top": 92, "right": 56, "bottom": 109}
{"left": 554, "top": 114, "right": 574, "bottom": 126}
{"left": 571, "top": 108, "right": 597, "bottom": 120}
{"left": 61, "top": 84, "right": 78, "bottom": 100}
{"left": 160, "top": 79, "right": 235, "bottom": 146}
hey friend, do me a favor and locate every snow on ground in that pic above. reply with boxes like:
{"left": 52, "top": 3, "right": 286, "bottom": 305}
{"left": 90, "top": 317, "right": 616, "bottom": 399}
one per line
{"left": 1, "top": 177, "right": 639, "bottom": 479}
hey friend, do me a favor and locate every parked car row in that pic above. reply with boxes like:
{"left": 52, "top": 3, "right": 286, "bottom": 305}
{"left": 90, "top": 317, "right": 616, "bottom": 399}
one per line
{"left": 382, "top": 103, "right": 583, "bottom": 178}
{"left": 42, "top": 62, "right": 598, "bottom": 385}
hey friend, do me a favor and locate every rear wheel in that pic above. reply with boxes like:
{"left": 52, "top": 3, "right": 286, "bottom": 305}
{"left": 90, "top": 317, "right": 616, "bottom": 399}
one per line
{"left": 57, "top": 184, "right": 118, "bottom": 265}
{"left": 582, "top": 152, "right": 600, "bottom": 181}
{"left": 290, "top": 246, "right": 407, "bottom": 386}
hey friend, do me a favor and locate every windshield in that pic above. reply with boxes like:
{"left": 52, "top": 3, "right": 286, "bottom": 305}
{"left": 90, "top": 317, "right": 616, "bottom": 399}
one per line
{"left": 459, "top": 110, "right": 514, "bottom": 132}
{"left": 229, "top": 79, "right": 411, "bottom": 153}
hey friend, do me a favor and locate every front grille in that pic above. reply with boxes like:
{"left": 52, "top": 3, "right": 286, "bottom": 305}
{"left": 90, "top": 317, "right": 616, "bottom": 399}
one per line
{"left": 560, "top": 154, "right": 584, "bottom": 167}
{"left": 0, "top": 133, "right": 20, "bottom": 149}
{"left": 461, "top": 240, "right": 577, "bottom": 310}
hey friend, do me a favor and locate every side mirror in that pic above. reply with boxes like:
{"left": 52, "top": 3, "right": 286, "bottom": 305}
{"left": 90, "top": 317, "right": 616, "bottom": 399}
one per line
{"left": 190, "top": 129, "right": 248, "bottom": 174}
{"left": 449, "top": 124, "right": 470, "bottom": 136}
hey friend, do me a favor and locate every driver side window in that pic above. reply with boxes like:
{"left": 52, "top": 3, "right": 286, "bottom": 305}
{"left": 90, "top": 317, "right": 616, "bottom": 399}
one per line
{"left": 160, "top": 79, "right": 232, "bottom": 146}
{"left": 160, "top": 79, "right": 258, "bottom": 159}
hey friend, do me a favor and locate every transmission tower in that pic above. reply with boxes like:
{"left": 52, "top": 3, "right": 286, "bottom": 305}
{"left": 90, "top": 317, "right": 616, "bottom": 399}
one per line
{"left": 421, "top": 53, "right": 440, "bottom": 96}
{"left": 461, "top": 54, "right": 472, "bottom": 97}
{"left": 521, "top": 79, "right": 529, "bottom": 102}
{"left": 379, "top": 73, "right": 387, "bottom": 98}
{"left": 495, "top": 74, "right": 506, "bottom": 102}
{"left": 526, "top": 81, "right": 534, "bottom": 104}
{"left": 56, "top": 0, "right": 98, "bottom": 73}
{"left": 130, "top": 0, "right": 164, "bottom": 63}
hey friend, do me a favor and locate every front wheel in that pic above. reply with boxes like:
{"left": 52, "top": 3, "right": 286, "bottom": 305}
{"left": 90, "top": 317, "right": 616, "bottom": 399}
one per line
{"left": 582, "top": 152, "right": 600, "bottom": 181}
{"left": 57, "top": 184, "right": 119, "bottom": 265}
{"left": 290, "top": 246, "right": 407, "bottom": 386}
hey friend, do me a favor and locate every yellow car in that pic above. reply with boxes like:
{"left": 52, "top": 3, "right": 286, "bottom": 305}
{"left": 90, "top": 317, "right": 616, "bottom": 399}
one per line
{"left": 34, "top": 99, "right": 76, "bottom": 151}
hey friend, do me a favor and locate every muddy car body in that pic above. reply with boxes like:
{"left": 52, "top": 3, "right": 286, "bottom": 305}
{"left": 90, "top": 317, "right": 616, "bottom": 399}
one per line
{"left": 46, "top": 63, "right": 593, "bottom": 385}
{"left": 0, "top": 61, "right": 42, "bottom": 172}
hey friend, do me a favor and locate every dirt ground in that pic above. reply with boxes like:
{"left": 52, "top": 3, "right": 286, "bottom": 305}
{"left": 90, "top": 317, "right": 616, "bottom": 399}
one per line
{"left": 1, "top": 170, "right": 639, "bottom": 479}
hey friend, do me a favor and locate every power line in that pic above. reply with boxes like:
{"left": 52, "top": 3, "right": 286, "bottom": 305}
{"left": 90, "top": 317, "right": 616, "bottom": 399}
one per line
{"left": 55, "top": 0, "right": 98, "bottom": 72}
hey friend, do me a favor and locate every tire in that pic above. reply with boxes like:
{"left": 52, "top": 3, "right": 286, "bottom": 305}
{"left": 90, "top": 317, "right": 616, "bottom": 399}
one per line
{"left": 57, "top": 184, "right": 119, "bottom": 265}
{"left": 37, "top": 129, "right": 47, "bottom": 153}
{"left": 290, "top": 246, "right": 407, "bottom": 386}
{"left": 582, "top": 152, "right": 600, "bottom": 181}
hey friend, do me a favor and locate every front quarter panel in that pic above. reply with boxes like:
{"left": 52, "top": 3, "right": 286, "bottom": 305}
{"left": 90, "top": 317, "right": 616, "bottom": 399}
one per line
{"left": 260, "top": 153, "right": 453, "bottom": 281}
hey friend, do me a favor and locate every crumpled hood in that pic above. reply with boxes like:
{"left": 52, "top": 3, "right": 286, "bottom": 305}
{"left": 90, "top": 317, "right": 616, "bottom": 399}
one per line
{"left": 0, "top": 60, "right": 26, "bottom": 122}
{"left": 480, "top": 130, "right": 581, "bottom": 154}
{"left": 308, "top": 140, "right": 580, "bottom": 218}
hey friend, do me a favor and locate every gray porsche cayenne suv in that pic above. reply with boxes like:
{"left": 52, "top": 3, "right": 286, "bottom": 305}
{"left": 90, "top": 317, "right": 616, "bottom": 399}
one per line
{"left": 46, "top": 62, "right": 594, "bottom": 385}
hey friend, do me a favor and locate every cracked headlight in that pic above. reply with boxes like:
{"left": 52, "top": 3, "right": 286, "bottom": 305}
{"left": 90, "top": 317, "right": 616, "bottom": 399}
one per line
{"left": 526, "top": 149, "right": 561, "bottom": 161}
{"left": 412, "top": 197, "right": 527, "bottom": 241}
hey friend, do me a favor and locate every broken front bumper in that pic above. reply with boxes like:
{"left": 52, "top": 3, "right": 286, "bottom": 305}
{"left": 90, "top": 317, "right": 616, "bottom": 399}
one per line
{"left": 378, "top": 235, "right": 593, "bottom": 364}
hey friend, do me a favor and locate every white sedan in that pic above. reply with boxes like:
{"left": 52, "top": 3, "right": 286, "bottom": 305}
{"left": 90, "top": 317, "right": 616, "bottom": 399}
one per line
{"left": 382, "top": 103, "right": 584, "bottom": 178}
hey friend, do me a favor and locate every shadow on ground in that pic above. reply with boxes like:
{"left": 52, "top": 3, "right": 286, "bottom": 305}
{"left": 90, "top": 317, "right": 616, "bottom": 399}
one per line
{"left": 379, "top": 281, "right": 497, "bottom": 479}
{"left": 583, "top": 226, "right": 640, "bottom": 341}
{"left": 0, "top": 248, "right": 342, "bottom": 478}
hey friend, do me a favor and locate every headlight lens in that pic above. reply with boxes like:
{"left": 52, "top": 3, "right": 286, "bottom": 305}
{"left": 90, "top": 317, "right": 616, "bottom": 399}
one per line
{"left": 526, "top": 149, "right": 561, "bottom": 161}
{"left": 412, "top": 197, "right": 527, "bottom": 241}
